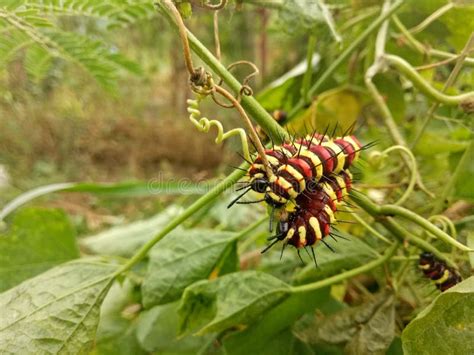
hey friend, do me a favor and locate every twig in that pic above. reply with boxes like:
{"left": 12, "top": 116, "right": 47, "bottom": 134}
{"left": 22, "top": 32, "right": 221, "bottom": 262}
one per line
{"left": 408, "top": 2, "right": 454, "bottom": 34}
{"left": 285, "top": 0, "right": 405, "bottom": 122}
{"left": 411, "top": 32, "right": 474, "bottom": 148}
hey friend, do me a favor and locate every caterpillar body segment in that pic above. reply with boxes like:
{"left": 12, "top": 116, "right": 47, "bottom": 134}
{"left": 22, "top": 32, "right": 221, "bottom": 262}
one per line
{"left": 419, "top": 252, "right": 462, "bottom": 292}
{"left": 247, "top": 133, "right": 362, "bottom": 208}
{"left": 266, "top": 170, "right": 353, "bottom": 252}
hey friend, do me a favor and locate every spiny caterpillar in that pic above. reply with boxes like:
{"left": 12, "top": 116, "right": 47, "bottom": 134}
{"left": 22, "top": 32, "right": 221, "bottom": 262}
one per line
{"left": 419, "top": 252, "right": 462, "bottom": 292}
{"left": 245, "top": 132, "right": 363, "bottom": 208}
{"left": 262, "top": 170, "right": 353, "bottom": 264}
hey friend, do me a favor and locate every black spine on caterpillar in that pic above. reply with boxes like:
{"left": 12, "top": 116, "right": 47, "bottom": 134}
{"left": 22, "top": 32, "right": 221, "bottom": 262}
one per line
{"left": 419, "top": 252, "right": 462, "bottom": 292}
{"left": 263, "top": 170, "right": 353, "bottom": 253}
{"left": 246, "top": 134, "right": 363, "bottom": 208}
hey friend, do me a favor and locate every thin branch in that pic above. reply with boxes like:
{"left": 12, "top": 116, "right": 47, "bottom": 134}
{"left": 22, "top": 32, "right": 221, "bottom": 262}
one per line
{"left": 286, "top": 0, "right": 405, "bottom": 122}
{"left": 408, "top": 2, "right": 454, "bottom": 34}
{"left": 411, "top": 32, "right": 474, "bottom": 148}
{"left": 291, "top": 242, "right": 399, "bottom": 294}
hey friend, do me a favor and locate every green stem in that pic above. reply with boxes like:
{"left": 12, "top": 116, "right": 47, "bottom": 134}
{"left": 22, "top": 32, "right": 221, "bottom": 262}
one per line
{"left": 157, "top": 1, "right": 288, "bottom": 142}
{"left": 384, "top": 54, "right": 474, "bottom": 105}
{"left": 292, "top": 242, "right": 399, "bottom": 294}
{"left": 409, "top": 2, "right": 453, "bottom": 34}
{"left": 411, "top": 33, "right": 474, "bottom": 149}
{"left": 286, "top": 0, "right": 405, "bottom": 121}
{"left": 379, "top": 205, "right": 472, "bottom": 252}
{"left": 301, "top": 34, "right": 317, "bottom": 104}
{"left": 115, "top": 167, "right": 246, "bottom": 275}
{"left": 392, "top": 15, "right": 474, "bottom": 67}
{"left": 433, "top": 140, "right": 474, "bottom": 214}
{"left": 350, "top": 190, "right": 458, "bottom": 268}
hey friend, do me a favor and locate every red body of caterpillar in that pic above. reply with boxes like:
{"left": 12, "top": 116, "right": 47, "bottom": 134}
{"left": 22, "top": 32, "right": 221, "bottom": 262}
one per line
{"left": 419, "top": 252, "right": 462, "bottom": 291}
{"left": 247, "top": 134, "right": 362, "bottom": 207}
{"left": 271, "top": 170, "right": 352, "bottom": 249}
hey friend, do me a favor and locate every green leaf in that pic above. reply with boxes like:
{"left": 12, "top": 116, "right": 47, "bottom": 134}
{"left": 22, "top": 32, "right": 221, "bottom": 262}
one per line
{"left": 293, "top": 233, "right": 379, "bottom": 285}
{"left": 178, "top": 271, "right": 291, "bottom": 336}
{"left": 280, "top": 0, "right": 341, "bottom": 42}
{"left": 0, "top": 207, "right": 79, "bottom": 292}
{"left": 0, "top": 259, "right": 118, "bottom": 354}
{"left": 402, "top": 277, "right": 474, "bottom": 355}
{"left": 136, "top": 302, "right": 209, "bottom": 354}
{"left": 142, "top": 229, "right": 239, "bottom": 307}
{"left": 0, "top": 180, "right": 209, "bottom": 221}
{"left": 95, "top": 280, "right": 146, "bottom": 355}
{"left": 296, "top": 291, "right": 396, "bottom": 354}
{"left": 223, "top": 287, "right": 330, "bottom": 355}
{"left": 24, "top": 43, "right": 52, "bottom": 83}
{"left": 80, "top": 206, "right": 182, "bottom": 258}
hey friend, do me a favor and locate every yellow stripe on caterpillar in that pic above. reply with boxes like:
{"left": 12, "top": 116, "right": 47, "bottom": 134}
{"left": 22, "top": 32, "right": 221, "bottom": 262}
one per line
{"left": 419, "top": 264, "right": 431, "bottom": 270}
{"left": 267, "top": 191, "right": 288, "bottom": 204}
{"left": 278, "top": 164, "right": 306, "bottom": 192}
{"left": 309, "top": 217, "right": 322, "bottom": 240}
{"left": 434, "top": 270, "right": 451, "bottom": 284}
{"left": 323, "top": 141, "right": 345, "bottom": 173}
{"left": 275, "top": 146, "right": 293, "bottom": 157}
{"left": 334, "top": 175, "right": 347, "bottom": 198}
{"left": 271, "top": 176, "right": 298, "bottom": 199}
{"left": 324, "top": 204, "right": 336, "bottom": 223}
{"left": 286, "top": 227, "right": 295, "bottom": 240}
{"left": 299, "top": 149, "right": 323, "bottom": 180}
{"left": 322, "top": 183, "right": 337, "bottom": 203}
{"left": 266, "top": 155, "right": 280, "bottom": 166}
{"left": 298, "top": 226, "right": 307, "bottom": 246}
{"left": 344, "top": 136, "right": 361, "bottom": 161}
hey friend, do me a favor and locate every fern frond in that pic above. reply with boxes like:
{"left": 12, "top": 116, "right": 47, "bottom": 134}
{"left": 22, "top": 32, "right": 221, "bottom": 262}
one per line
{"left": 22, "top": 0, "right": 155, "bottom": 27}
{"left": 0, "top": 7, "right": 130, "bottom": 90}
{"left": 24, "top": 44, "right": 53, "bottom": 83}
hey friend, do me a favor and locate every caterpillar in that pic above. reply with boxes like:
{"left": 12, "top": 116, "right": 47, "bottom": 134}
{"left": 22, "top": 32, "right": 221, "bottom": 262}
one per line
{"left": 244, "top": 132, "right": 363, "bottom": 208}
{"left": 262, "top": 170, "right": 354, "bottom": 264}
{"left": 419, "top": 252, "right": 462, "bottom": 292}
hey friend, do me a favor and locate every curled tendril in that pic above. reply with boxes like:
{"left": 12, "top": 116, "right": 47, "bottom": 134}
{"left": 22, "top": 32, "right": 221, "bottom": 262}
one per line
{"left": 187, "top": 95, "right": 251, "bottom": 161}
{"left": 218, "top": 60, "right": 260, "bottom": 100}
{"left": 369, "top": 145, "right": 418, "bottom": 206}
{"left": 429, "top": 215, "right": 457, "bottom": 240}
{"left": 198, "top": 0, "right": 227, "bottom": 10}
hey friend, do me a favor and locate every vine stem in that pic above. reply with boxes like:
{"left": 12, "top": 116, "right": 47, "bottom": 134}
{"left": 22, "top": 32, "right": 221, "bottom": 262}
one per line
{"left": 286, "top": 0, "right": 405, "bottom": 121}
{"left": 364, "top": 2, "right": 433, "bottom": 198}
{"left": 157, "top": 0, "right": 288, "bottom": 143}
{"left": 114, "top": 168, "right": 246, "bottom": 275}
{"left": 392, "top": 15, "right": 474, "bottom": 67}
{"left": 371, "top": 145, "right": 417, "bottom": 206}
{"left": 408, "top": 2, "right": 453, "bottom": 34}
{"left": 411, "top": 32, "right": 474, "bottom": 149}
{"left": 384, "top": 54, "right": 474, "bottom": 106}
{"left": 291, "top": 242, "right": 399, "bottom": 294}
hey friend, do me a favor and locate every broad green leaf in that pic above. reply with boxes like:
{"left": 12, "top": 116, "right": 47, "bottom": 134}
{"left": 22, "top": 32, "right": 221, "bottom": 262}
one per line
{"left": 372, "top": 74, "right": 406, "bottom": 123}
{"left": 178, "top": 271, "right": 291, "bottom": 336}
{"left": 293, "top": 234, "right": 379, "bottom": 285}
{"left": 0, "top": 180, "right": 208, "bottom": 221}
{"left": 81, "top": 206, "right": 182, "bottom": 257}
{"left": 95, "top": 280, "right": 145, "bottom": 355}
{"left": 414, "top": 132, "right": 469, "bottom": 156}
{"left": 0, "top": 259, "right": 118, "bottom": 354}
{"left": 402, "top": 277, "right": 474, "bottom": 355}
{"left": 223, "top": 287, "right": 330, "bottom": 355}
{"left": 0, "top": 207, "right": 79, "bottom": 292}
{"left": 296, "top": 291, "right": 396, "bottom": 354}
{"left": 468, "top": 232, "right": 474, "bottom": 268}
{"left": 142, "top": 229, "right": 238, "bottom": 307}
{"left": 136, "top": 302, "right": 209, "bottom": 353}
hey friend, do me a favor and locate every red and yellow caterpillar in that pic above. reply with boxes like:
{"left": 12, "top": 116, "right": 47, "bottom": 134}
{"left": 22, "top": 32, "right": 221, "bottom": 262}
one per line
{"left": 247, "top": 133, "right": 362, "bottom": 208}
{"left": 419, "top": 252, "right": 462, "bottom": 292}
{"left": 262, "top": 170, "right": 353, "bottom": 259}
